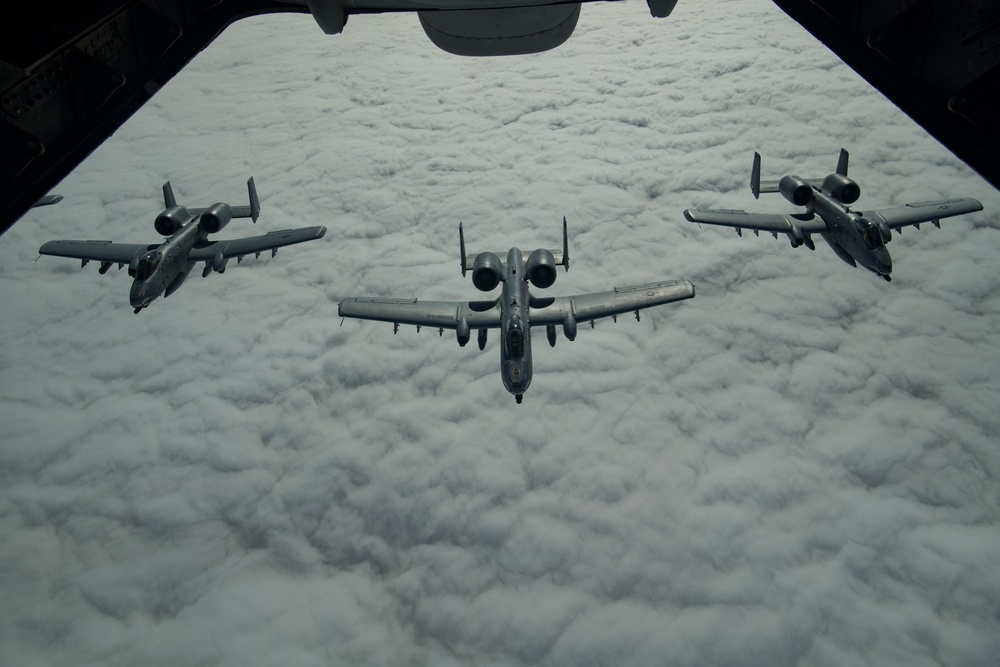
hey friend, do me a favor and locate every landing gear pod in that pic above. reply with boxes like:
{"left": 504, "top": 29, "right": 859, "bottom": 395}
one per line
{"left": 478, "top": 328, "right": 488, "bottom": 351}
{"left": 563, "top": 315, "right": 577, "bottom": 341}
{"left": 211, "top": 251, "right": 229, "bottom": 274}
{"left": 457, "top": 319, "right": 470, "bottom": 347}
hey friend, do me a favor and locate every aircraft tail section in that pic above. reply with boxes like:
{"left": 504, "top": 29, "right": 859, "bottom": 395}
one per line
{"left": 247, "top": 177, "right": 260, "bottom": 222}
{"left": 459, "top": 219, "right": 568, "bottom": 277}
{"left": 752, "top": 149, "right": 850, "bottom": 196}
{"left": 163, "top": 181, "right": 177, "bottom": 209}
{"left": 547, "top": 216, "right": 569, "bottom": 271}
{"left": 750, "top": 151, "right": 781, "bottom": 197}
{"left": 836, "top": 148, "right": 849, "bottom": 176}
{"left": 228, "top": 176, "right": 261, "bottom": 221}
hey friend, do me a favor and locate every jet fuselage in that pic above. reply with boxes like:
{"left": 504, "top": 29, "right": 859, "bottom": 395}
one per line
{"left": 499, "top": 247, "right": 533, "bottom": 402}
{"left": 812, "top": 189, "right": 892, "bottom": 279}
{"left": 129, "top": 216, "right": 201, "bottom": 310}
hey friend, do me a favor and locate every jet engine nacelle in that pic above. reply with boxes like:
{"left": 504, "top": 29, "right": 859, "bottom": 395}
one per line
{"left": 779, "top": 175, "right": 814, "bottom": 207}
{"left": 472, "top": 252, "right": 503, "bottom": 292}
{"left": 199, "top": 203, "right": 233, "bottom": 234}
{"left": 525, "top": 248, "right": 557, "bottom": 288}
{"left": 822, "top": 173, "right": 861, "bottom": 204}
{"left": 457, "top": 319, "right": 470, "bottom": 347}
{"left": 563, "top": 314, "right": 577, "bottom": 341}
{"left": 154, "top": 205, "right": 190, "bottom": 236}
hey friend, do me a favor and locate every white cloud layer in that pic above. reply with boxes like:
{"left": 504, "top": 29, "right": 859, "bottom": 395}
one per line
{"left": 2, "top": 0, "right": 999, "bottom": 665}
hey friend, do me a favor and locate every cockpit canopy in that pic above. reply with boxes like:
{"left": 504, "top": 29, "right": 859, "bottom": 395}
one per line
{"left": 135, "top": 249, "right": 162, "bottom": 281}
{"left": 858, "top": 217, "right": 885, "bottom": 248}
{"left": 506, "top": 318, "right": 525, "bottom": 359}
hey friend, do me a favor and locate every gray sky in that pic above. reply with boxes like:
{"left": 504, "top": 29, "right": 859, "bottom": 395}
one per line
{"left": 2, "top": 0, "right": 999, "bottom": 665}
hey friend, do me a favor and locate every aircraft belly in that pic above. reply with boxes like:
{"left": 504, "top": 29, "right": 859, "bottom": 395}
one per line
{"left": 822, "top": 234, "right": 857, "bottom": 268}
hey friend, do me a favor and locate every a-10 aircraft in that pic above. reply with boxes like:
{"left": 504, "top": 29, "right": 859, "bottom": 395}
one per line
{"left": 37, "top": 178, "right": 326, "bottom": 313}
{"left": 683, "top": 149, "right": 983, "bottom": 281}
{"left": 339, "top": 219, "right": 695, "bottom": 403}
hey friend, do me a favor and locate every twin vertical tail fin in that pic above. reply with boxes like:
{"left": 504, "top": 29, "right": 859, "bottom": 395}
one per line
{"left": 561, "top": 215, "right": 570, "bottom": 271}
{"left": 162, "top": 181, "right": 177, "bottom": 209}
{"left": 247, "top": 177, "right": 260, "bottom": 222}
{"left": 750, "top": 152, "right": 762, "bottom": 199}
{"left": 836, "top": 148, "right": 850, "bottom": 176}
{"left": 459, "top": 222, "right": 467, "bottom": 277}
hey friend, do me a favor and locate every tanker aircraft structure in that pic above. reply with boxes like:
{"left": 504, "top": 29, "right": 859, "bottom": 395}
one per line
{"left": 683, "top": 149, "right": 983, "bottom": 281}
{"left": 37, "top": 178, "right": 326, "bottom": 312}
{"left": 339, "top": 219, "right": 695, "bottom": 403}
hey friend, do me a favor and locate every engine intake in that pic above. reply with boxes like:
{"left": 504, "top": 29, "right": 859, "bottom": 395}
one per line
{"left": 200, "top": 203, "right": 233, "bottom": 234}
{"left": 525, "top": 248, "right": 557, "bottom": 288}
{"left": 472, "top": 252, "right": 503, "bottom": 292}
{"left": 154, "top": 205, "right": 190, "bottom": 236}
{"left": 821, "top": 173, "right": 860, "bottom": 204}
{"left": 779, "top": 175, "right": 814, "bottom": 207}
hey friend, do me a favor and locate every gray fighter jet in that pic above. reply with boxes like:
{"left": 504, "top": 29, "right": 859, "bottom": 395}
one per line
{"left": 339, "top": 219, "right": 695, "bottom": 403}
{"left": 683, "top": 149, "right": 983, "bottom": 281}
{"left": 38, "top": 178, "right": 326, "bottom": 313}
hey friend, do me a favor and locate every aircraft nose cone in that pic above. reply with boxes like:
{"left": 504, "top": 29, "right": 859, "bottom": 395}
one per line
{"left": 130, "top": 281, "right": 150, "bottom": 308}
{"left": 504, "top": 361, "right": 531, "bottom": 394}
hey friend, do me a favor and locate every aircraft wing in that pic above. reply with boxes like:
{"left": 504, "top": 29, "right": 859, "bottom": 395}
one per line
{"left": 683, "top": 209, "right": 828, "bottom": 234}
{"left": 528, "top": 279, "right": 695, "bottom": 325}
{"left": 188, "top": 226, "right": 327, "bottom": 261}
{"left": 339, "top": 297, "right": 502, "bottom": 330}
{"left": 38, "top": 240, "right": 156, "bottom": 264}
{"left": 864, "top": 197, "right": 983, "bottom": 230}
